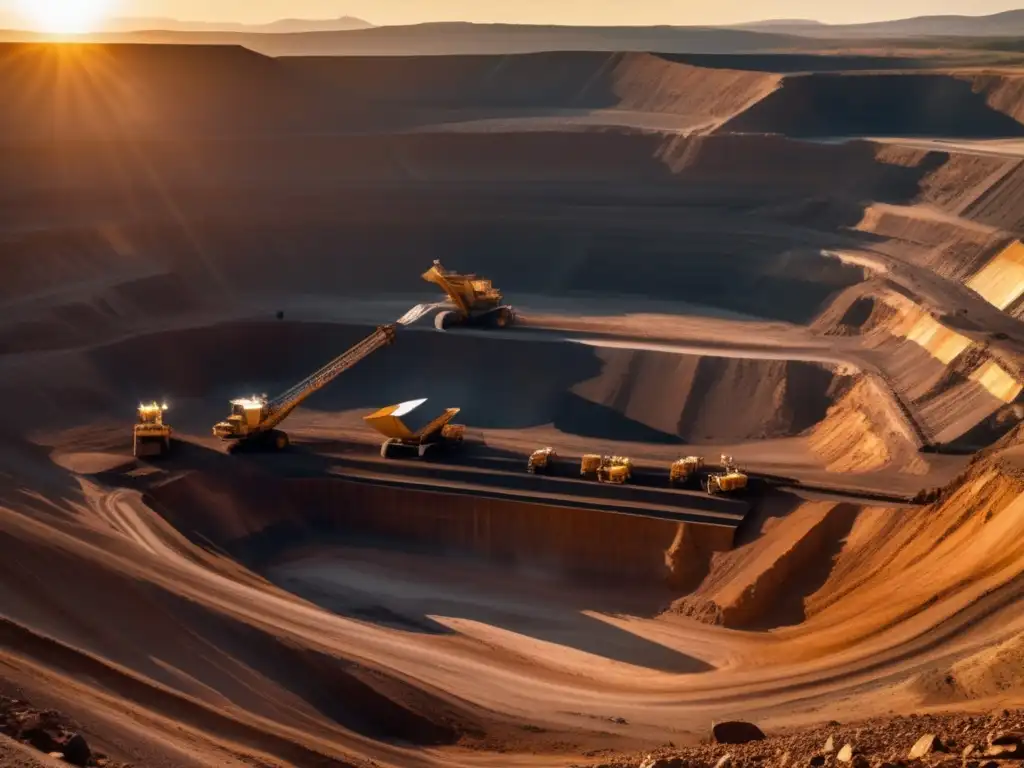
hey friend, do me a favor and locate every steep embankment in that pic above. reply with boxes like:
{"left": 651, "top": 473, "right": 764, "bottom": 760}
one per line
{"left": 814, "top": 284, "right": 1023, "bottom": 447}
{"left": 673, "top": 453, "right": 1024, "bottom": 661}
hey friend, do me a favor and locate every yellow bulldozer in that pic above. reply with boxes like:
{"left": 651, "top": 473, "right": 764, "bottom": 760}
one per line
{"left": 134, "top": 402, "right": 172, "bottom": 458}
{"left": 703, "top": 454, "right": 749, "bottom": 495}
{"left": 527, "top": 447, "right": 558, "bottom": 474}
{"left": 581, "top": 454, "right": 633, "bottom": 484}
{"left": 669, "top": 455, "right": 705, "bottom": 487}
{"left": 365, "top": 398, "right": 466, "bottom": 458}
{"left": 422, "top": 260, "right": 517, "bottom": 330}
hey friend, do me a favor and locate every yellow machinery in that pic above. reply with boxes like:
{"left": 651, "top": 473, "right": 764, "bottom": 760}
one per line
{"left": 213, "top": 324, "right": 397, "bottom": 450}
{"left": 527, "top": 447, "right": 558, "bottom": 474}
{"left": 598, "top": 456, "right": 633, "bottom": 484}
{"left": 581, "top": 454, "right": 632, "bottom": 484}
{"left": 670, "top": 455, "right": 705, "bottom": 486}
{"left": 134, "top": 402, "right": 172, "bottom": 458}
{"left": 580, "top": 453, "right": 603, "bottom": 476}
{"left": 703, "top": 454, "right": 749, "bottom": 495}
{"left": 422, "top": 260, "right": 517, "bottom": 330}
{"left": 365, "top": 398, "right": 466, "bottom": 458}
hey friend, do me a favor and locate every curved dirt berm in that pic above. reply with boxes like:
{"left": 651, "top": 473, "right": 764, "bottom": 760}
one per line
{"left": 288, "top": 51, "right": 781, "bottom": 131}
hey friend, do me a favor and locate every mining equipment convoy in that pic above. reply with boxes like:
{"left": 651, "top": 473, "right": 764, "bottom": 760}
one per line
{"left": 134, "top": 402, "right": 172, "bottom": 458}
{"left": 670, "top": 455, "right": 705, "bottom": 487}
{"left": 365, "top": 398, "right": 466, "bottom": 458}
{"left": 527, "top": 447, "right": 558, "bottom": 474}
{"left": 422, "top": 260, "right": 517, "bottom": 330}
{"left": 212, "top": 324, "right": 398, "bottom": 450}
{"left": 581, "top": 454, "right": 633, "bottom": 484}
{"left": 703, "top": 454, "right": 749, "bottom": 495}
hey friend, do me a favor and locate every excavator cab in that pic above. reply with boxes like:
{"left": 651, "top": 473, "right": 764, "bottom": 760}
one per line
{"left": 213, "top": 396, "right": 269, "bottom": 440}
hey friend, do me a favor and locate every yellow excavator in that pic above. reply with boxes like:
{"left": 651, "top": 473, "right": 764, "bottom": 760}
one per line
{"left": 364, "top": 398, "right": 465, "bottom": 458}
{"left": 134, "top": 402, "right": 172, "bottom": 458}
{"left": 213, "top": 324, "right": 397, "bottom": 450}
{"left": 422, "top": 260, "right": 517, "bottom": 331}
{"left": 703, "top": 454, "right": 749, "bottom": 495}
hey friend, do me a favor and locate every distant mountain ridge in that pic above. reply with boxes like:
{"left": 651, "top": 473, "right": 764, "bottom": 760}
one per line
{"left": 731, "top": 9, "right": 1024, "bottom": 37}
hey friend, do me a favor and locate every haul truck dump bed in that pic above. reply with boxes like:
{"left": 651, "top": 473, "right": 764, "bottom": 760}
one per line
{"left": 365, "top": 398, "right": 465, "bottom": 458}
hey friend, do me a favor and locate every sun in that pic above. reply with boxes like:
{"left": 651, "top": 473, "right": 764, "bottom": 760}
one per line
{"left": 17, "top": 0, "right": 113, "bottom": 34}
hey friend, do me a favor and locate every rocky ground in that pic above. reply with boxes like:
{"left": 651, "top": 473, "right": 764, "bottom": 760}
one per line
{"left": 0, "top": 694, "right": 130, "bottom": 767}
{"left": 581, "top": 711, "right": 1024, "bottom": 768}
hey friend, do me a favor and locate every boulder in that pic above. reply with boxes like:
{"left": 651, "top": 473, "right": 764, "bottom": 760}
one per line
{"left": 640, "top": 757, "right": 688, "bottom": 768}
{"left": 713, "top": 721, "right": 767, "bottom": 745}
{"left": 824, "top": 737, "right": 836, "bottom": 754}
{"left": 909, "top": 735, "right": 946, "bottom": 759}
{"left": 988, "top": 732, "right": 1024, "bottom": 758}
{"left": 62, "top": 733, "right": 92, "bottom": 766}
{"left": 837, "top": 744, "right": 854, "bottom": 763}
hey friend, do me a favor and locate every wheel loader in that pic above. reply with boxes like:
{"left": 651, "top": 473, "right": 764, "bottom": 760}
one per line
{"left": 527, "top": 447, "right": 557, "bottom": 474}
{"left": 422, "top": 260, "right": 517, "bottom": 330}
{"left": 669, "top": 455, "right": 705, "bottom": 486}
{"left": 134, "top": 402, "right": 172, "bottom": 458}
{"left": 365, "top": 398, "right": 466, "bottom": 459}
{"left": 703, "top": 455, "right": 749, "bottom": 495}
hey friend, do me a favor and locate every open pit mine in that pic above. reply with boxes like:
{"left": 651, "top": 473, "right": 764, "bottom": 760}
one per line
{"left": 1, "top": 39, "right": 1024, "bottom": 768}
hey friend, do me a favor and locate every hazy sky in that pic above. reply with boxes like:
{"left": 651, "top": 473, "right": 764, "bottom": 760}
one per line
{"left": 3, "top": 0, "right": 1024, "bottom": 27}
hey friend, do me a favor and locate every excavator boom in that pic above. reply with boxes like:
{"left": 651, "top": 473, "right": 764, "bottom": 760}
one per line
{"left": 264, "top": 324, "right": 397, "bottom": 429}
{"left": 214, "top": 324, "right": 397, "bottom": 443}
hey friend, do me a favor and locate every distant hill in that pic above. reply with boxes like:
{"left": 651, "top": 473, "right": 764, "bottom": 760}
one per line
{"left": 732, "top": 9, "right": 1024, "bottom": 38}
{"left": 736, "top": 19, "right": 825, "bottom": 29}
{"left": 99, "top": 16, "right": 374, "bottom": 33}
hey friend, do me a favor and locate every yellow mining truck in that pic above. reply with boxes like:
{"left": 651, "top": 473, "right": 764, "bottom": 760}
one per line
{"left": 134, "top": 402, "right": 172, "bottom": 458}
{"left": 670, "top": 455, "right": 705, "bottom": 487}
{"left": 365, "top": 398, "right": 466, "bottom": 458}
{"left": 703, "top": 455, "right": 749, "bottom": 495}
{"left": 422, "top": 260, "right": 517, "bottom": 330}
{"left": 527, "top": 447, "right": 558, "bottom": 474}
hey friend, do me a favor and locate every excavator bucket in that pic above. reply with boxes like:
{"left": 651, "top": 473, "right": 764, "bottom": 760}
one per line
{"left": 364, "top": 398, "right": 461, "bottom": 441}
